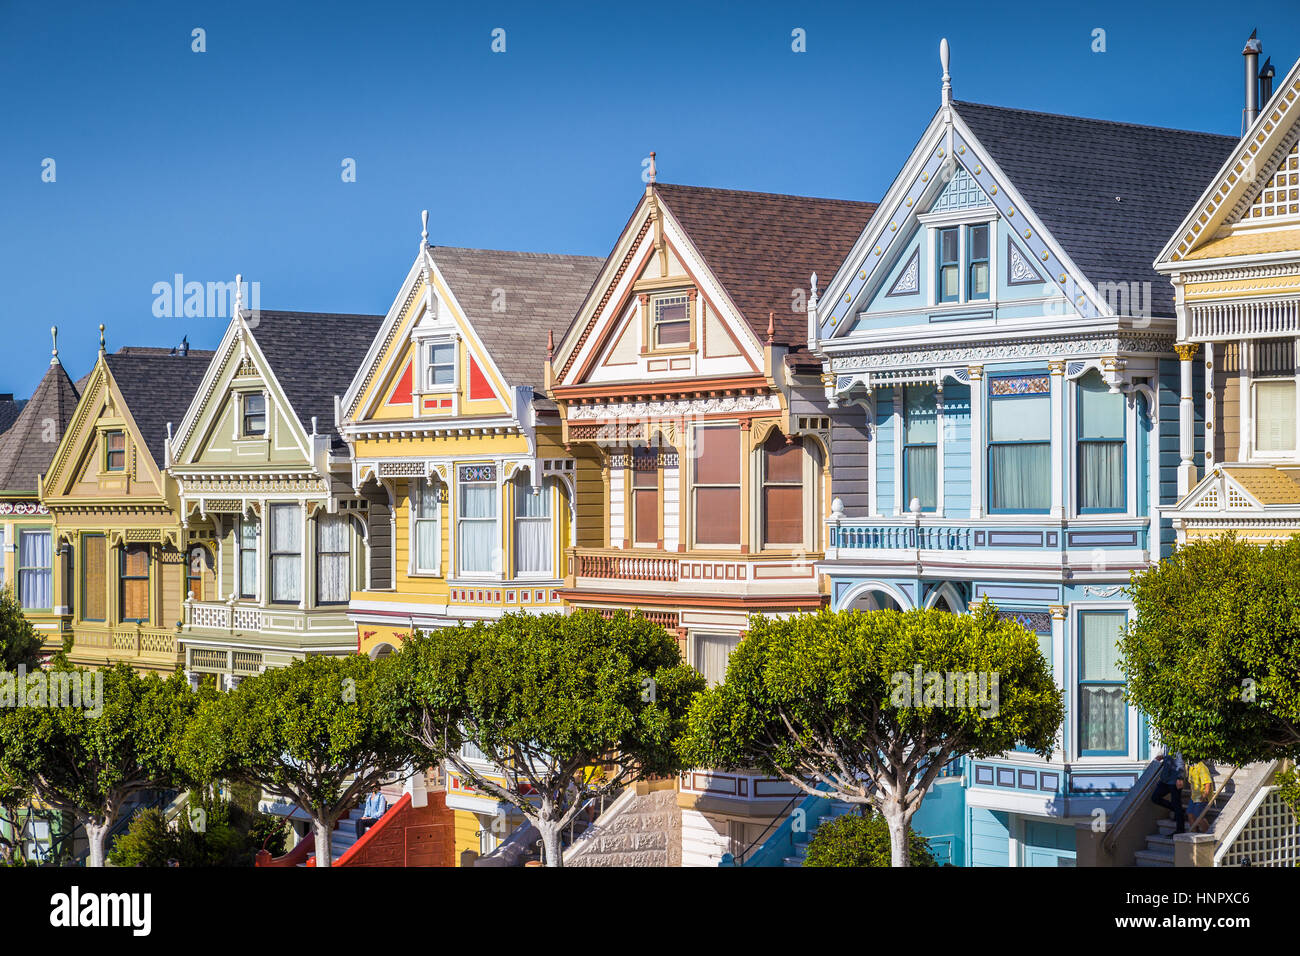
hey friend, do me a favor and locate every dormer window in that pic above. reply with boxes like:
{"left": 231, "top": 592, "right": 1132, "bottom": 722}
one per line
{"left": 105, "top": 431, "right": 126, "bottom": 471}
{"left": 938, "top": 228, "right": 960, "bottom": 303}
{"left": 242, "top": 393, "right": 267, "bottom": 436}
{"left": 935, "top": 222, "right": 992, "bottom": 304}
{"left": 425, "top": 341, "right": 455, "bottom": 390}
{"left": 967, "top": 224, "right": 990, "bottom": 300}
{"left": 652, "top": 294, "right": 690, "bottom": 348}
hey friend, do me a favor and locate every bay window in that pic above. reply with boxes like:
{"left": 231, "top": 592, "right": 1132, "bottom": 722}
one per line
{"left": 120, "top": 545, "right": 150, "bottom": 623}
{"left": 412, "top": 478, "right": 440, "bottom": 573}
{"left": 762, "top": 433, "right": 804, "bottom": 546}
{"left": 269, "top": 504, "right": 301, "bottom": 603}
{"left": 457, "top": 468, "right": 498, "bottom": 574}
{"left": 1078, "top": 611, "right": 1128, "bottom": 756}
{"left": 903, "top": 386, "right": 938, "bottom": 512}
{"left": 514, "top": 476, "right": 552, "bottom": 576}
{"left": 988, "top": 377, "right": 1051, "bottom": 512}
{"left": 239, "top": 516, "right": 259, "bottom": 598}
{"left": 692, "top": 425, "right": 740, "bottom": 548}
{"left": 316, "top": 513, "right": 350, "bottom": 605}
{"left": 1255, "top": 379, "right": 1296, "bottom": 453}
{"left": 1077, "top": 371, "right": 1125, "bottom": 512}
{"left": 17, "top": 530, "right": 51, "bottom": 610}
{"left": 632, "top": 449, "right": 659, "bottom": 547}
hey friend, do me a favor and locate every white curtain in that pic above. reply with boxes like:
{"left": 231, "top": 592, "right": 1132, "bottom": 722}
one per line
{"left": 316, "top": 513, "right": 349, "bottom": 604}
{"left": 240, "top": 518, "right": 258, "bottom": 598}
{"left": 458, "top": 484, "right": 497, "bottom": 573}
{"left": 694, "top": 633, "right": 740, "bottom": 686}
{"left": 989, "top": 443, "right": 1050, "bottom": 510}
{"left": 18, "top": 530, "right": 51, "bottom": 610}
{"left": 1079, "top": 442, "right": 1124, "bottom": 510}
{"left": 904, "top": 445, "right": 937, "bottom": 510}
{"left": 1080, "top": 613, "right": 1126, "bottom": 753}
{"left": 414, "top": 479, "right": 439, "bottom": 572}
{"left": 514, "top": 480, "right": 552, "bottom": 575}
{"left": 1256, "top": 380, "right": 1296, "bottom": 451}
{"left": 270, "top": 505, "right": 301, "bottom": 603}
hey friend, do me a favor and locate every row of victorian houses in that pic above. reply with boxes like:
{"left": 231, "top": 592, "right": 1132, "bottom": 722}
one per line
{"left": 3, "top": 37, "right": 1299, "bottom": 867}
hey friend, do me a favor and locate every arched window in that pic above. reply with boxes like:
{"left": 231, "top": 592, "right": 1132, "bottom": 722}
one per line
{"left": 761, "top": 432, "right": 805, "bottom": 547}
{"left": 411, "top": 477, "right": 441, "bottom": 574}
{"left": 1077, "top": 370, "right": 1125, "bottom": 513}
{"left": 514, "top": 473, "right": 553, "bottom": 576}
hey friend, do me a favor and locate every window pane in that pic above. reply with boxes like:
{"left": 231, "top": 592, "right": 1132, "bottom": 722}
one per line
{"left": 904, "top": 387, "right": 938, "bottom": 444}
{"left": 1079, "top": 441, "right": 1124, "bottom": 510}
{"left": 317, "top": 513, "right": 348, "bottom": 553}
{"left": 414, "top": 478, "right": 437, "bottom": 518}
{"left": 415, "top": 518, "right": 438, "bottom": 571}
{"left": 515, "top": 516, "right": 551, "bottom": 574}
{"left": 1078, "top": 374, "right": 1125, "bottom": 439}
{"left": 695, "top": 427, "right": 740, "bottom": 484}
{"left": 693, "top": 633, "right": 740, "bottom": 686}
{"left": 904, "top": 445, "right": 938, "bottom": 510}
{"left": 763, "top": 486, "right": 803, "bottom": 544}
{"left": 317, "top": 516, "right": 349, "bottom": 605}
{"left": 458, "top": 522, "right": 496, "bottom": 572}
{"left": 695, "top": 488, "right": 740, "bottom": 545}
{"left": 990, "top": 394, "right": 1050, "bottom": 441}
{"left": 122, "top": 579, "right": 149, "bottom": 621}
{"left": 18, "top": 532, "right": 51, "bottom": 609}
{"left": 634, "top": 489, "right": 658, "bottom": 544}
{"left": 430, "top": 343, "right": 454, "bottom": 366}
{"left": 970, "top": 261, "right": 989, "bottom": 298}
{"left": 1256, "top": 380, "right": 1296, "bottom": 451}
{"left": 271, "top": 505, "right": 301, "bottom": 551}
{"left": 1080, "top": 685, "right": 1126, "bottom": 753}
{"left": 764, "top": 433, "right": 803, "bottom": 482}
{"left": 122, "top": 545, "right": 149, "bottom": 577}
{"left": 270, "top": 505, "right": 301, "bottom": 602}
{"left": 989, "top": 443, "right": 1050, "bottom": 510}
{"left": 940, "top": 227, "right": 958, "bottom": 263}
{"left": 969, "top": 224, "right": 988, "bottom": 260}
{"left": 1080, "top": 613, "right": 1125, "bottom": 681}
{"left": 940, "top": 265, "right": 959, "bottom": 300}
{"left": 83, "top": 536, "right": 106, "bottom": 620}
{"left": 460, "top": 484, "right": 496, "bottom": 519}
{"left": 515, "top": 484, "right": 550, "bottom": 518}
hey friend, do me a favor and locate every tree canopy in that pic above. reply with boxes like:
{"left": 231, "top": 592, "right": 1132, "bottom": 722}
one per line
{"left": 0, "top": 586, "right": 43, "bottom": 672}
{"left": 382, "top": 609, "right": 706, "bottom": 866}
{"left": 679, "top": 603, "right": 1062, "bottom": 865}
{"left": 1122, "top": 533, "right": 1300, "bottom": 765}
{"left": 802, "top": 811, "right": 938, "bottom": 867}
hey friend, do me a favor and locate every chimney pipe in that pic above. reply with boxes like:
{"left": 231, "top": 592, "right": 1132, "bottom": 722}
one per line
{"left": 1259, "top": 56, "right": 1276, "bottom": 110}
{"left": 1243, "top": 29, "right": 1262, "bottom": 131}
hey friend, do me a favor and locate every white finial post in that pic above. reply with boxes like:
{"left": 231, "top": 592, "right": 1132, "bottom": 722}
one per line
{"left": 421, "top": 209, "right": 429, "bottom": 245}
{"left": 50, "top": 325, "right": 59, "bottom": 365}
{"left": 940, "top": 38, "right": 952, "bottom": 106}
{"left": 234, "top": 273, "right": 244, "bottom": 318}
{"left": 648, "top": 151, "right": 657, "bottom": 184}
{"left": 810, "top": 272, "right": 819, "bottom": 307}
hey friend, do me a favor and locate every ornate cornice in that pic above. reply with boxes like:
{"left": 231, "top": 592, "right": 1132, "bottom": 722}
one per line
{"left": 827, "top": 332, "right": 1175, "bottom": 373}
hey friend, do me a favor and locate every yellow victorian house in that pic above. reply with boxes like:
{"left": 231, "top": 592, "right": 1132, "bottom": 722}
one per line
{"left": 40, "top": 332, "right": 214, "bottom": 674}
{"left": 1158, "top": 52, "right": 1300, "bottom": 543}
{"left": 338, "top": 217, "right": 601, "bottom": 862}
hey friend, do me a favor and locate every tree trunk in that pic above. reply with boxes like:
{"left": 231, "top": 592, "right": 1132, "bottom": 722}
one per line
{"left": 538, "top": 821, "right": 563, "bottom": 868}
{"left": 313, "top": 818, "right": 334, "bottom": 868}
{"left": 880, "top": 804, "right": 911, "bottom": 868}
{"left": 85, "top": 820, "right": 110, "bottom": 868}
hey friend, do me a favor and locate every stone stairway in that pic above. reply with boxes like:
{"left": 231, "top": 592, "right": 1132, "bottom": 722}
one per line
{"left": 1135, "top": 788, "right": 1221, "bottom": 867}
{"left": 782, "top": 801, "right": 856, "bottom": 867}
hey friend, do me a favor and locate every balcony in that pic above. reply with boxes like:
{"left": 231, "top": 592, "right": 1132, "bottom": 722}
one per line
{"left": 182, "top": 599, "right": 357, "bottom": 656}
{"left": 564, "top": 547, "right": 823, "bottom": 605}
{"left": 68, "top": 623, "right": 182, "bottom": 672}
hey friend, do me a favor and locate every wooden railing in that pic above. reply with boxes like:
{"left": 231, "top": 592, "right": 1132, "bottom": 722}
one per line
{"left": 573, "top": 550, "right": 679, "bottom": 582}
{"left": 72, "top": 624, "right": 178, "bottom": 660}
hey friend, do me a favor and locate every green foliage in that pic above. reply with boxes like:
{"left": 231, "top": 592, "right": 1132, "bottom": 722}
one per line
{"left": 381, "top": 610, "right": 706, "bottom": 827}
{"left": 1275, "top": 764, "right": 1300, "bottom": 817}
{"left": 106, "top": 791, "right": 287, "bottom": 868}
{"left": 1123, "top": 534, "right": 1300, "bottom": 764}
{"left": 803, "top": 811, "right": 938, "bottom": 867}
{"left": 183, "top": 655, "right": 419, "bottom": 835}
{"left": 680, "top": 603, "right": 1063, "bottom": 777}
{"left": 0, "top": 585, "right": 43, "bottom": 671}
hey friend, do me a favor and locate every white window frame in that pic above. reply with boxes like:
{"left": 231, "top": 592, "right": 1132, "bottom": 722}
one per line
{"left": 1249, "top": 376, "right": 1298, "bottom": 460}
{"left": 240, "top": 390, "right": 268, "bottom": 438}
{"left": 237, "top": 515, "right": 260, "bottom": 600}
{"left": 513, "top": 475, "right": 554, "bottom": 579}
{"left": 315, "top": 512, "right": 351, "bottom": 606}
{"left": 268, "top": 503, "right": 302, "bottom": 605}
{"left": 421, "top": 337, "right": 457, "bottom": 394}
{"left": 650, "top": 293, "right": 691, "bottom": 350}
{"left": 455, "top": 474, "right": 500, "bottom": 578}
{"left": 408, "top": 476, "right": 441, "bottom": 576}
{"left": 919, "top": 210, "right": 998, "bottom": 308}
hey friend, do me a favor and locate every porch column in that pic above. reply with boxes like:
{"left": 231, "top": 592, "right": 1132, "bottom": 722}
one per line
{"left": 967, "top": 365, "right": 984, "bottom": 518}
{"left": 1175, "top": 343, "right": 1199, "bottom": 496}
{"left": 299, "top": 501, "right": 309, "bottom": 611}
{"left": 1049, "top": 604, "right": 1068, "bottom": 756}
{"left": 1049, "top": 360, "right": 1065, "bottom": 518}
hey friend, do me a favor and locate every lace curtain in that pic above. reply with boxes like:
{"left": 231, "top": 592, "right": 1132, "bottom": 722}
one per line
{"left": 413, "top": 478, "right": 439, "bottom": 572}
{"left": 1080, "top": 613, "right": 1126, "bottom": 753}
{"left": 316, "top": 513, "right": 349, "bottom": 604}
{"left": 18, "top": 530, "right": 51, "bottom": 610}
{"left": 269, "top": 505, "right": 301, "bottom": 603}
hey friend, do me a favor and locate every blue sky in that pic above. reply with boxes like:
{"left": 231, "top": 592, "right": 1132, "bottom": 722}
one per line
{"left": 2, "top": 0, "right": 1297, "bottom": 396}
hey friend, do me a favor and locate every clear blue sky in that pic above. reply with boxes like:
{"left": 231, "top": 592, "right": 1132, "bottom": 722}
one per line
{"left": 2, "top": 0, "right": 1296, "bottom": 397}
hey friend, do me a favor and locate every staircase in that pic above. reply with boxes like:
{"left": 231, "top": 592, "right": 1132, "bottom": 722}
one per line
{"left": 1134, "top": 771, "right": 1229, "bottom": 867}
{"left": 781, "top": 801, "right": 857, "bottom": 867}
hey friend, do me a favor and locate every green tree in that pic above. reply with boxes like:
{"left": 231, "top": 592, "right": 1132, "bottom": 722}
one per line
{"left": 803, "top": 811, "right": 938, "bottom": 867}
{"left": 0, "top": 663, "right": 198, "bottom": 866}
{"left": 0, "top": 585, "right": 43, "bottom": 671}
{"left": 182, "top": 655, "right": 422, "bottom": 867}
{"left": 680, "top": 603, "right": 1062, "bottom": 866}
{"left": 382, "top": 610, "right": 706, "bottom": 867}
{"left": 1122, "top": 534, "right": 1300, "bottom": 764}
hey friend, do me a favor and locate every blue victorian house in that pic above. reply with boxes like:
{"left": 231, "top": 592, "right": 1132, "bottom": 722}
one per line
{"left": 808, "top": 41, "right": 1236, "bottom": 866}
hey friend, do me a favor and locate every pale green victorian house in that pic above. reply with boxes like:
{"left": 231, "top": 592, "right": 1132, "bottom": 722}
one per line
{"left": 168, "top": 306, "right": 384, "bottom": 688}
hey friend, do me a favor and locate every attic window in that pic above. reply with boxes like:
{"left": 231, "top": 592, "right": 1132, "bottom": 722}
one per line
{"left": 652, "top": 295, "right": 690, "bottom": 348}
{"left": 105, "top": 431, "right": 126, "bottom": 471}
{"left": 243, "top": 393, "right": 267, "bottom": 436}
{"left": 425, "top": 341, "right": 455, "bottom": 389}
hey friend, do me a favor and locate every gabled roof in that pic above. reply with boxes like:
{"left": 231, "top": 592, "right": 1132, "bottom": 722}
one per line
{"left": 431, "top": 247, "right": 603, "bottom": 391}
{"left": 247, "top": 310, "right": 385, "bottom": 447}
{"left": 103, "top": 347, "right": 215, "bottom": 469}
{"left": 954, "top": 102, "right": 1238, "bottom": 316}
{"left": 0, "top": 360, "right": 80, "bottom": 493}
{"left": 653, "top": 183, "right": 877, "bottom": 346}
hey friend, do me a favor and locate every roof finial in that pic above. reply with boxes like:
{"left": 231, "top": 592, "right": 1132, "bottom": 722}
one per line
{"left": 766, "top": 311, "right": 775, "bottom": 345}
{"left": 421, "top": 209, "right": 429, "bottom": 245}
{"left": 98, "top": 323, "right": 106, "bottom": 355}
{"left": 234, "top": 273, "right": 244, "bottom": 318}
{"left": 50, "top": 325, "right": 59, "bottom": 365}
{"left": 940, "top": 37, "right": 952, "bottom": 106}
{"left": 809, "top": 272, "right": 819, "bottom": 306}
{"left": 648, "top": 151, "right": 657, "bottom": 184}
{"left": 547, "top": 328, "right": 555, "bottom": 361}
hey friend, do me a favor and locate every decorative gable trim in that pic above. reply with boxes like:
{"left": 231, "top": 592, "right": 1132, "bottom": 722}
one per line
{"left": 885, "top": 250, "right": 920, "bottom": 297}
{"left": 1006, "top": 236, "right": 1046, "bottom": 285}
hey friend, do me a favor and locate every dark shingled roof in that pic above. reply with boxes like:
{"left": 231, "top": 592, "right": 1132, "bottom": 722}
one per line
{"left": 249, "top": 311, "right": 385, "bottom": 448}
{"left": 0, "top": 360, "right": 80, "bottom": 493}
{"left": 431, "top": 247, "right": 603, "bottom": 391}
{"left": 954, "top": 102, "right": 1239, "bottom": 317}
{"left": 104, "top": 347, "right": 215, "bottom": 470}
{"left": 0, "top": 397, "right": 26, "bottom": 435}
{"left": 653, "top": 183, "right": 877, "bottom": 347}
